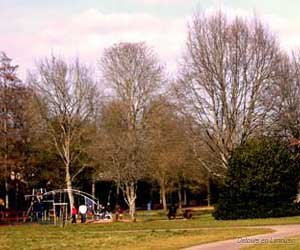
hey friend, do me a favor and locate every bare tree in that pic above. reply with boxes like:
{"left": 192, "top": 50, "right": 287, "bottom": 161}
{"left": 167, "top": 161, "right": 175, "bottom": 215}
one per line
{"left": 28, "top": 56, "right": 99, "bottom": 213}
{"left": 95, "top": 100, "right": 141, "bottom": 212}
{"left": 176, "top": 11, "right": 281, "bottom": 170}
{"left": 266, "top": 51, "right": 300, "bottom": 201}
{"left": 268, "top": 51, "right": 300, "bottom": 140}
{"left": 145, "top": 98, "right": 194, "bottom": 211}
{"left": 183, "top": 117, "right": 223, "bottom": 205}
{"left": 100, "top": 42, "right": 163, "bottom": 221}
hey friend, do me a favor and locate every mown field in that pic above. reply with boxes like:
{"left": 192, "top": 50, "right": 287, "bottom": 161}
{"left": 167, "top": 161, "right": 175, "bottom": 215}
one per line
{"left": 1, "top": 209, "right": 300, "bottom": 250}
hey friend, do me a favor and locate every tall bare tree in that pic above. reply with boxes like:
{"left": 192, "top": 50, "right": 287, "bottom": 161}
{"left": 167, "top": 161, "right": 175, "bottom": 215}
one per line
{"left": 95, "top": 100, "right": 142, "bottom": 212}
{"left": 176, "top": 11, "right": 281, "bottom": 170}
{"left": 145, "top": 98, "right": 194, "bottom": 211}
{"left": 266, "top": 51, "right": 300, "bottom": 201}
{"left": 268, "top": 51, "right": 300, "bottom": 140}
{"left": 100, "top": 42, "right": 164, "bottom": 220}
{"left": 28, "top": 56, "right": 99, "bottom": 213}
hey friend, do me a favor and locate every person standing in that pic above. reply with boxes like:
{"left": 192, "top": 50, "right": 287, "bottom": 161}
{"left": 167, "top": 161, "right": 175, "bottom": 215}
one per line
{"left": 71, "top": 205, "right": 77, "bottom": 224}
{"left": 79, "top": 204, "right": 87, "bottom": 223}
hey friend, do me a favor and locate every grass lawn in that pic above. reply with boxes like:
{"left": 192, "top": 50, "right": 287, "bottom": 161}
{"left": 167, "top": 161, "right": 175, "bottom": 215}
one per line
{"left": 1, "top": 210, "right": 300, "bottom": 250}
{"left": 0, "top": 224, "right": 271, "bottom": 250}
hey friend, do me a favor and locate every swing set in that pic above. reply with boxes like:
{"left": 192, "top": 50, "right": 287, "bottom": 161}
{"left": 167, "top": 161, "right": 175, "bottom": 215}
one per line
{"left": 25, "top": 188, "right": 100, "bottom": 226}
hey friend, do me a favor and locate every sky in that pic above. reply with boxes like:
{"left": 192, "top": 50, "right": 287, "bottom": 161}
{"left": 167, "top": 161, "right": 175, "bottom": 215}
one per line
{"left": 1, "top": 0, "right": 300, "bottom": 77}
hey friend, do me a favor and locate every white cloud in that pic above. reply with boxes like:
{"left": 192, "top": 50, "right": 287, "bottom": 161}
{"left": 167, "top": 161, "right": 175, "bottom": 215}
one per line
{"left": 129, "top": 0, "right": 194, "bottom": 5}
{"left": 2, "top": 8, "right": 188, "bottom": 78}
{"left": 2, "top": 7, "right": 300, "bottom": 79}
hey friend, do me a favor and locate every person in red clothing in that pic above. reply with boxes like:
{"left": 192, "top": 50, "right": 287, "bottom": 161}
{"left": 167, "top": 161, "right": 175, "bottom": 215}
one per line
{"left": 71, "top": 205, "right": 77, "bottom": 224}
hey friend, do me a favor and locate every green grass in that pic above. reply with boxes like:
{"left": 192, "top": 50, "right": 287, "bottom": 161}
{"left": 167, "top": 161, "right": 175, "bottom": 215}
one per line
{"left": 86, "top": 210, "right": 300, "bottom": 231}
{"left": 0, "top": 224, "right": 271, "bottom": 250}
{"left": 1, "top": 210, "right": 300, "bottom": 250}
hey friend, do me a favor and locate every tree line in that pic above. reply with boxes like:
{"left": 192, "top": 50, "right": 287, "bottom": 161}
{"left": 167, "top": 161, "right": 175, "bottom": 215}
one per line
{"left": 1, "top": 11, "right": 300, "bottom": 221}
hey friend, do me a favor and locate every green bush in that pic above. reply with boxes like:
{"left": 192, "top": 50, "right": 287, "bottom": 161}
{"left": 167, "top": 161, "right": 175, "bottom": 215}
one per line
{"left": 213, "top": 138, "right": 300, "bottom": 220}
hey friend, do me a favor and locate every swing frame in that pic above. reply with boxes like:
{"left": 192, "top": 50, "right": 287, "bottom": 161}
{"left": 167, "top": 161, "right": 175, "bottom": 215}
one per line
{"left": 25, "top": 188, "right": 100, "bottom": 226}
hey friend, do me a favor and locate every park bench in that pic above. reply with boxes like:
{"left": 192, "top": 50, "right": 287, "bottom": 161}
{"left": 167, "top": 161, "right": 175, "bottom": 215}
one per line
{"left": 167, "top": 207, "right": 193, "bottom": 220}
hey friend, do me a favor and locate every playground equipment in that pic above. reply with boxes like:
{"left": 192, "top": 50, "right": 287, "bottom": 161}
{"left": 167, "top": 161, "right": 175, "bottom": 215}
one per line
{"left": 25, "top": 188, "right": 112, "bottom": 226}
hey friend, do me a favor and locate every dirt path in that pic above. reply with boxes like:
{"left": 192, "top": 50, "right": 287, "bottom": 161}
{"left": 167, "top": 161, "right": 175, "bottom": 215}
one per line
{"left": 182, "top": 224, "right": 300, "bottom": 250}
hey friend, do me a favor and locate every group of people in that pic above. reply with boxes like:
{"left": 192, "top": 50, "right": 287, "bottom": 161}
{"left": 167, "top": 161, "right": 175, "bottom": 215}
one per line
{"left": 71, "top": 203, "right": 114, "bottom": 223}
{"left": 167, "top": 204, "right": 193, "bottom": 220}
{"left": 71, "top": 204, "right": 88, "bottom": 224}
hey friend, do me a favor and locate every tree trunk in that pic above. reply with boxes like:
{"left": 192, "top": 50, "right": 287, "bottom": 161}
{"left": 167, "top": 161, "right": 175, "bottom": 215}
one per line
{"left": 183, "top": 189, "right": 187, "bottom": 206}
{"left": 115, "top": 180, "right": 120, "bottom": 209}
{"left": 160, "top": 181, "right": 167, "bottom": 212}
{"left": 4, "top": 90, "right": 8, "bottom": 209}
{"left": 178, "top": 188, "right": 182, "bottom": 211}
{"left": 128, "top": 199, "right": 136, "bottom": 221}
{"left": 65, "top": 165, "right": 74, "bottom": 216}
{"left": 207, "top": 178, "right": 211, "bottom": 207}
{"left": 296, "top": 181, "right": 300, "bottom": 202}
{"left": 92, "top": 176, "right": 96, "bottom": 198}
{"left": 123, "top": 181, "right": 137, "bottom": 221}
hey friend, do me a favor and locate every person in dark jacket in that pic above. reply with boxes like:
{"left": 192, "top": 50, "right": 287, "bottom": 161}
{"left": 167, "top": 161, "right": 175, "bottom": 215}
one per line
{"left": 167, "top": 204, "right": 177, "bottom": 220}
